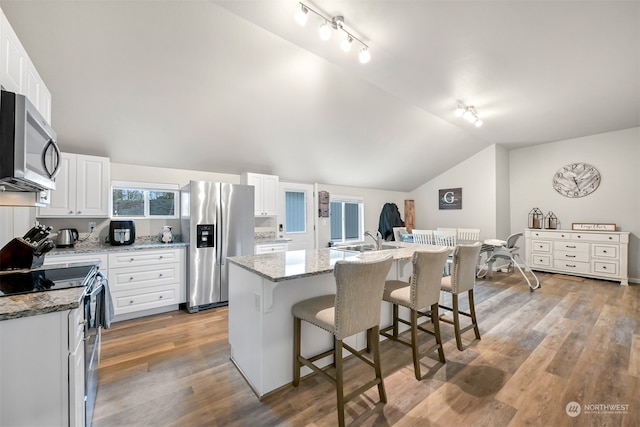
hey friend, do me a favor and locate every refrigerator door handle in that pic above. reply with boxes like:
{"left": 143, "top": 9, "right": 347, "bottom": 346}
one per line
{"left": 218, "top": 196, "right": 226, "bottom": 265}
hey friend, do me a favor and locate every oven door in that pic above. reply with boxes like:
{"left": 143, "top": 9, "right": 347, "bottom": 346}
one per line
{"left": 84, "top": 277, "right": 102, "bottom": 427}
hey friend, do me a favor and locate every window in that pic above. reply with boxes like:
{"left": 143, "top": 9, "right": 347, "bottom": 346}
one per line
{"left": 112, "top": 181, "right": 179, "bottom": 218}
{"left": 330, "top": 196, "right": 364, "bottom": 243}
{"left": 285, "top": 191, "right": 306, "bottom": 233}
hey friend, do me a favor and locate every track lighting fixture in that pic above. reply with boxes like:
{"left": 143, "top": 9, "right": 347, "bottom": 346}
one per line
{"left": 294, "top": 2, "right": 370, "bottom": 64}
{"left": 455, "top": 103, "right": 483, "bottom": 127}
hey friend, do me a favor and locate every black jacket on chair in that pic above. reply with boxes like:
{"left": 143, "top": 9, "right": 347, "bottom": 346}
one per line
{"left": 378, "top": 203, "right": 405, "bottom": 240}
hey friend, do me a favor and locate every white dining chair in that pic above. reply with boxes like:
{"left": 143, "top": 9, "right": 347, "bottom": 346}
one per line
{"left": 457, "top": 228, "right": 480, "bottom": 241}
{"left": 433, "top": 230, "right": 456, "bottom": 247}
{"left": 393, "top": 227, "right": 407, "bottom": 242}
{"left": 412, "top": 229, "right": 434, "bottom": 245}
{"left": 436, "top": 227, "right": 457, "bottom": 234}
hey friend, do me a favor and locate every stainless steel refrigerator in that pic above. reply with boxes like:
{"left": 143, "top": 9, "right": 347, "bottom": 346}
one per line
{"left": 181, "top": 181, "right": 254, "bottom": 312}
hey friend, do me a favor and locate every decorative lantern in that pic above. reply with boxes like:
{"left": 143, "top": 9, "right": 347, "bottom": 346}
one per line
{"left": 544, "top": 211, "right": 558, "bottom": 229}
{"left": 528, "top": 208, "right": 543, "bottom": 229}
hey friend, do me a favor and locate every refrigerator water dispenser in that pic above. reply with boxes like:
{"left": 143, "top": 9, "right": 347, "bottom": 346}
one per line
{"left": 196, "top": 224, "right": 215, "bottom": 248}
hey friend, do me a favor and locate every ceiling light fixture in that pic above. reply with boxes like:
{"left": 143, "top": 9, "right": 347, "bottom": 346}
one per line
{"left": 294, "top": 2, "right": 370, "bottom": 64}
{"left": 455, "top": 103, "right": 483, "bottom": 127}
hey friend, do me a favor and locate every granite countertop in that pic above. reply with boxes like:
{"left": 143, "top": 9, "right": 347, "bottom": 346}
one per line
{"left": 227, "top": 242, "right": 431, "bottom": 282}
{"left": 0, "top": 287, "right": 85, "bottom": 321}
{"left": 47, "top": 241, "right": 188, "bottom": 256}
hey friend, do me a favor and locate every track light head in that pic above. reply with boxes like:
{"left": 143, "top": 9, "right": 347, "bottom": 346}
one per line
{"left": 456, "top": 103, "right": 483, "bottom": 127}
{"left": 341, "top": 35, "right": 353, "bottom": 52}
{"left": 319, "top": 20, "right": 332, "bottom": 40}
{"left": 295, "top": 5, "right": 309, "bottom": 26}
{"left": 358, "top": 48, "right": 371, "bottom": 64}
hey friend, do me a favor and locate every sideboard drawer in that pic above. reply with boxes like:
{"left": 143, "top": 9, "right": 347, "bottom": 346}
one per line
{"left": 529, "top": 231, "right": 570, "bottom": 239}
{"left": 531, "top": 254, "right": 552, "bottom": 267}
{"left": 553, "top": 241, "right": 589, "bottom": 253}
{"left": 572, "top": 233, "right": 619, "bottom": 242}
{"left": 553, "top": 260, "right": 589, "bottom": 274}
{"left": 531, "top": 240, "right": 552, "bottom": 253}
{"left": 592, "top": 261, "right": 618, "bottom": 275}
{"left": 592, "top": 244, "right": 618, "bottom": 259}
{"left": 554, "top": 251, "right": 589, "bottom": 263}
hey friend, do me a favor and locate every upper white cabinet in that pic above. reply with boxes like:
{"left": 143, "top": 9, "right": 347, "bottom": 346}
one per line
{"left": 241, "top": 172, "right": 278, "bottom": 216}
{"left": 38, "top": 153, "right": 111, "bottom": 217}
{"left": 0, "top": 8, "right": 51, "bottom": 123}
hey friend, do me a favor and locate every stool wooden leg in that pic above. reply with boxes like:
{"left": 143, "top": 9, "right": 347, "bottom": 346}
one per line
{"left": 452, "top": 294, "right": 463, "bottom": 351}
{"left": 335, "top": 337, "right": 345, "bottom": 427}
{"left": 293, "top": 316, "right": 301, "bottom": 386}
{"left": 431, "top": 303, "right": 445, "bottom": 363}
{"left": 371, "top": 326, "right": 387, "bottom": 403}
{"left": 410, "top": 309, "right": 421, "bottom": 380}
{"left": 468, "top": 289, "right": 481, "bottom": 340}
{"left": 392, "top": 303, "right": 399, "bottom": 337}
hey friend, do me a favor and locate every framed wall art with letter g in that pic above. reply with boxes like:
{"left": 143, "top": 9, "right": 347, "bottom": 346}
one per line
{"left": 439, "top": 188, "right": 462, "bottom": 210}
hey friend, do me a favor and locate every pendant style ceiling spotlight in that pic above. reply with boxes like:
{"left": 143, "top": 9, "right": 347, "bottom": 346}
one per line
{"left": 455, "top": 103, "right": 483, "bottom": 127}
{"left": 294, "top": 2, "right": 371, "bottom": 64}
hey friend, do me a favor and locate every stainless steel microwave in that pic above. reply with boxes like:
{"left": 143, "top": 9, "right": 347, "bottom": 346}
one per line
{"left": 0, "top": 90, "right": 60, "bottom": 192}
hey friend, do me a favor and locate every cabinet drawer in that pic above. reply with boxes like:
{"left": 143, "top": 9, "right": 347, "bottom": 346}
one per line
{"left": 113, "top": 288, "right": 176, "bottom": 314}
{"left": 592, "top": 244, "right": 618, "bottom": 259}
{"left": 531, "top": 240, "right": 552, "bottom": 253}
{"left": 109, "top": 250, "right": 179, "bottom": 268}
{"left": 529, "top": 231, "right": 570, "bottom": 239}
{"left": 553, "top": 260, "right": 590, "bottom": 274}
{"left": 110, "top": 263, "right": 179, "bottom": 292}
{"left": 554, "top": 251, "right": 589, "bottom": 263}
{"left": 531, "top": 254, "right": 552, "bottom": 267}
{"left": 592, "top": 261, "right": 618, "bottom": 276}
{"left": 45, "top": 253, "right": 108, "bottom": 268}
{"left": 553, "top": 241, "right": 589, "bottom": 252}
{"left": 255, "top": 243, "right": 287, "bottom": 254}
{"left": 572, "top": 233, "right": 619, "bottom": 242}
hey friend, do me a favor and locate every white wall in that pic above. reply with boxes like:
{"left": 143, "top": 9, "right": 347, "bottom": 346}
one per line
{"left": 315, "top": 183, "right": 409, "bottom": 247}
{"left": 509, "top": 127, "right": 639, "bottom": 281}
{"left": 409, "top": 145, "right": 499, "bottom": 241}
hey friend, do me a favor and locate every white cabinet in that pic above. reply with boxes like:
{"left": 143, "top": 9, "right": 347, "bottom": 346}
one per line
{"left": 38, "top": 153, "right": 111, "bottom": 217}
{"left": 0, "top": 309, "right": 83, "bottom": 427}
{"left": 0, "top": 8, "right": 51, "bottom": 123}
{"left": 109, "top": 247, "right": 185, "bottom": 320}
{"left": 255, "top": 242, "right": 287, "bottom": 254}
{"left": 241, "top": 172, "right": 279, "bottom": 216}
{"left": 524, "top": 229, "right": 629, "bottom": 285}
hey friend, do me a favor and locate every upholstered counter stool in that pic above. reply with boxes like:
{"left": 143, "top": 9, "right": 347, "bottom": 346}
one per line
{"left": 292, "top": 255, "right": 393, "bottom": 427}
{"left": 379, "top": 248, "right": 450, "bottom": 380}
{"left": 439, "top": 242, "right": 482, "bottom": 351}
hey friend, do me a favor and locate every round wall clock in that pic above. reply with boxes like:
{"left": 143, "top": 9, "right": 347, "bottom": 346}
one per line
{"left": 552, "top": 163, "right": 601, "bottom": 198}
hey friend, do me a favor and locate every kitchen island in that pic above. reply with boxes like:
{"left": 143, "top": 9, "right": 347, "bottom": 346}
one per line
{"left": 227, "top": 243, "right": 429, "bottom": 398}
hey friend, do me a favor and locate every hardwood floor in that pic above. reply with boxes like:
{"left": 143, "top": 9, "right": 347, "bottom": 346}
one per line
{"left": 93, "top": 272, "right": 640, "bottom": 427}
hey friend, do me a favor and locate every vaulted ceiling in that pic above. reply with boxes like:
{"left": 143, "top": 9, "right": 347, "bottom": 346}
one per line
{"left": 1, "top": 1, "right": 638, "bottom": 191}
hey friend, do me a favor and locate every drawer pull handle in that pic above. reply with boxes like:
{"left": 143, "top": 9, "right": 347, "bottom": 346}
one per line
{"left": 566, "top": 245, "right": 576, "bottom": 248}
{"left": 159, "top": 256, "right": 163, "bottom": 259}
{"left": 603, "top": 250, "right": 607, "bottom": 253}
{"left": 602, "top": 266, "right": 607, "bottom": 269}
{"left": 129, "top": 277, "right": 134, "bottom": 281}
{"left": 566, "top": 255, "right": 576, "bottom": 258}
{"left": 130, "top": 300, "right": 134, "bottom": 304}
{"left": 130, "top": 258, "right": 134, "bottom": 262}
{"left": 159, "top": 273, "right": 163, "bottom": 277}
{"left": 561, "top": 234, "right": 565, "bottom": 237}
{"left": 159, "top": 295, "right": 163, "bottom": 299}
{"left": 577, "top": 235, "right": 581, "bottom": 238}
{"left": 609, "top": 236, "right": 612, "bottom": 240}
{"left": 566, "top": 264, "right": 576, "bottom": 268}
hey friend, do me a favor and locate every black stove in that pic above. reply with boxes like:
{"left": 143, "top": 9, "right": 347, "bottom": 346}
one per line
{"left": 0, "top": 264, "right": 97, "bottom": 297}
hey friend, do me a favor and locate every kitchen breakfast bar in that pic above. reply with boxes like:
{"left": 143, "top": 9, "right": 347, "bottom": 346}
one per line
{"left": 227, "top": 243, "right": 427, "bottom": 398}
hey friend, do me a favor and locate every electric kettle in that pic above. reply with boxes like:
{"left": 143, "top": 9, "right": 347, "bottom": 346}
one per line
{"left": 55, "top": 228, "right": 79, "bottom": 248}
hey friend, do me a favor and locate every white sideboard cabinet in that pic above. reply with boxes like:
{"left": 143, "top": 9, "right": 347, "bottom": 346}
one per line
{"left": 524, "top": 229, "right": 629, "bottom": 285}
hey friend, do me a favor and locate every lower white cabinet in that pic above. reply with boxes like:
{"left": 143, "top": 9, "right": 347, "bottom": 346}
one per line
{"left": 524, "top": 229, "right": 629, "bottom": 285}
{"left": 0, "top": 308, "right": 84, "bottom": 427}
{"left": 109, "top": 247, "right": 185, "bottom": 320}
{"left": 255, "top": 242, "right": 287, "bottom": 254}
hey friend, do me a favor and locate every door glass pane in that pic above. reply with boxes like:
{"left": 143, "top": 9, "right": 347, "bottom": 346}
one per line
{"left": 330, "top": 201, "right": 342, "bottom": 240}
{"left": 113, "top": 189, "right": 144, "bottom": 216}
{"left": 149, "top": 191, "right": 176, "bottom": 216}
{"left": 285, "top": 191, "right": 305, "bottom": 233}
{"left": 344, "top": 203, "right": 359, "bottom": 240}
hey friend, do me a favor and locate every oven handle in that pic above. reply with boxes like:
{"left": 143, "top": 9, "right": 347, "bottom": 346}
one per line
{"left": 87, "top": 277, "right": 103, "bottom": 298}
